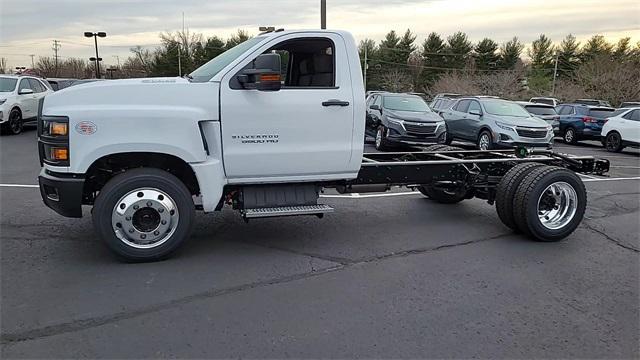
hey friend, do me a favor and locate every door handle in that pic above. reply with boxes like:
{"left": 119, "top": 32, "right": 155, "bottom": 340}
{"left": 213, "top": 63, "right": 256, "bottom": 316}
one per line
{"left": 322, "top": 99, "right": 350, "bottom": 107}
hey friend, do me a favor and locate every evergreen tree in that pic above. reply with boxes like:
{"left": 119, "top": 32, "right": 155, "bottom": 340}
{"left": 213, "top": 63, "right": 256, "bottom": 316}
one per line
{"left": 557, "top": 34, "right": 580, "bottom": 76}
{"left": 474, "top": 38, "right": 499, "bottom": 70}
{"left": 498, "top": 37, "right": 524, "bottom": 69}
{"left": 528, "top": 34, "right": 555, "bottom": 69}
{"left": 225, "top": 30, "right": 251, "bottom": 50}
{"left": 421, "top": 32, "right": 447, "bottom": 86}
{"left": 445, "top": 31, "right": 473, "bottom": 69}
{"left": 613, "top": 37, "right": 632, "bottom": 62}
{"left": 580, "top": 35, "right": 613, "bottom": 62}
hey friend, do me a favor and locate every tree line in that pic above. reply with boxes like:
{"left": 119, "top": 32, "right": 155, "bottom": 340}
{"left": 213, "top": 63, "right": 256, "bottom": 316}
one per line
{"left": 2, "top": 29, "right": 638, "bottom": 105}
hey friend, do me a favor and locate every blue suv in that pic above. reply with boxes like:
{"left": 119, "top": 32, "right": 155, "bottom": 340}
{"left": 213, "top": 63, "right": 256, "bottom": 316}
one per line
{"left": 556, "top": 104, "right": 616, "bottom": 144}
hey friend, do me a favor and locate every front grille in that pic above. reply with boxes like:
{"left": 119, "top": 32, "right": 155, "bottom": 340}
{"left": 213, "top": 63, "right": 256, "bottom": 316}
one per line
{"left": 516, "top": 127, "right": 548, "bottom": 138}
{"left": 404, "top": 122, "right": 437, "bottom": 134}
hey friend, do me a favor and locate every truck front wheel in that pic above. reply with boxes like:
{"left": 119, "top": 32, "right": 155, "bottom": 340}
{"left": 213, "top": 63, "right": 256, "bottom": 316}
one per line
{"left": 92, "top": 168, "right": 195, "bottom": 262}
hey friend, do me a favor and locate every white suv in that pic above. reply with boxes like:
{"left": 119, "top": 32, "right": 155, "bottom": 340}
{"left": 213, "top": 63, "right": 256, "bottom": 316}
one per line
{"left": 0, "top": 75, "right": 53, "bottom": 135}
{"left": 601, "top": 107, "right": 640, "bottom": 152}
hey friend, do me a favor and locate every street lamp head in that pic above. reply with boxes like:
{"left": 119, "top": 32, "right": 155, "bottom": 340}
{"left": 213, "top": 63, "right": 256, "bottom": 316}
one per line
{"left": 97, "top": 32, "right": 107, "bottom": 37}
{"left": 89, "top": 57, "right": 103, "bottom": 61}
{"left": 84, "top": 32, "right": 94, "bottom": 37}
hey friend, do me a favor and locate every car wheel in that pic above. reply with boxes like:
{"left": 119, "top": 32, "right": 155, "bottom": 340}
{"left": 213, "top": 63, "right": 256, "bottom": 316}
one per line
{"left": 375, "top": 125, "right": 390, "bottom": 151}
{"left": 563, "top": 127, "right": 577, "bottom": 144}
{"left": 495, "top": 162, "right": 545, "bottom": 231}
{"left": 477, "top": 130, "right": 493, "bottom": 150}
{"left": 605, "top": 132, "right": 623, "bottom": 152}
{"left": 4, "top": 109, "right": 23, "bottom": 135}
{"left": 92, "top": 168, "right": 195, "bottom": 262}
{"left": 512, "top": 166, "right": 586, "bottom": 241}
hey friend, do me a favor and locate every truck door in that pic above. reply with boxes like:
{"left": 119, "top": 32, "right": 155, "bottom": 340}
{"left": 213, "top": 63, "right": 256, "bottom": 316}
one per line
{"left": 219, "top": 33, "right": 355, "bottom": 181}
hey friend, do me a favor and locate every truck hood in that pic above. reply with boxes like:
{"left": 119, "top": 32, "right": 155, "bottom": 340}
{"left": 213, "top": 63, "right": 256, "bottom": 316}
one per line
{"left": 385, "top": 109, "right": 443, "bottom": 123}
{"left": 43, "top": 76, "right": 219, "bottom": 121}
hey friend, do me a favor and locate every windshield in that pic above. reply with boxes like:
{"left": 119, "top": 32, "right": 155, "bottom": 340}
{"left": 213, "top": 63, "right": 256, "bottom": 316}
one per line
{"left": 0, "top": 78, "right": 18, "bottom": 92}
{"left": 383, "top": 96, "right": 431, "bottom": 112}
{"left": 483, "top": 100, "right": 531, "bottom": 117}
{"left": 525, "top": 106, "right": 557, "bottom": 116}
{"left": 189, "top": 37, "right": 266, "bottom": 82}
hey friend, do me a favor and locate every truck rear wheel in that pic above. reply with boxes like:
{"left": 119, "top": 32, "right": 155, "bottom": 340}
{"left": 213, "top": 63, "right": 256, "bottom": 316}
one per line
{"left": 512, "top": 166, "right": 586, "bottom": 241}
{"left": 495, "top": 162, "right": 545, "bottom": 231}
{"left": 92, "top": 168, "right": 195, "bottom": 262}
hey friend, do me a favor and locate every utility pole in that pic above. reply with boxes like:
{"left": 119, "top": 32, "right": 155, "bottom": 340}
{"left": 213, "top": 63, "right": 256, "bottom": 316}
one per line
{"left": 29, "top": 54, "right": 35, "bottom": 69}
{"left": 551, "top": 50, "right": 559, "bottom": 96}
{"left": 320, "top": 0, "right": 326, "bottom": 29}
{"left": 113, "top": 55, "right": 120, "bottom": 68}
{"left": 178, "top": 46, "right": 182, "bottom": 76}
{"left": 52, "top": 40, "right": 61, "bottom": 76}
{"left": 363, "top": 46, "right": 367, "bottom": 91}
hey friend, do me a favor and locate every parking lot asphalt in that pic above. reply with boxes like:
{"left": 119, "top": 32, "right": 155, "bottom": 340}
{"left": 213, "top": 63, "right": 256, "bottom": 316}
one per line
{"left": 1, "top": 129, "right": 639, "bottom": 358}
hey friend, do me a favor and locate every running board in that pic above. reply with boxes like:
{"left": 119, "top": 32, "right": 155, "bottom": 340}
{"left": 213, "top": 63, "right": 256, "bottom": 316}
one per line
{"left": 242, "top": 204, "right": 334, "bottom": 219}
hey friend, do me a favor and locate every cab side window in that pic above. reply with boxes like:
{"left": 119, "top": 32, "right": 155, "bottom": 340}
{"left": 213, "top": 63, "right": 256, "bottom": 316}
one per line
{"left": 233, "top": 37, "right": 335, "bottom": 89}
{"left": 623, "top": 109, "right": 639, "bottom": 121}
{"left": 28, "top": 79, "right": 45, "bottom": 93}
{"left": 558, "top": 106, "right": 573, "bottom": 115}
{"left": 455, "top": 100, "right": 470, "bottom": 112}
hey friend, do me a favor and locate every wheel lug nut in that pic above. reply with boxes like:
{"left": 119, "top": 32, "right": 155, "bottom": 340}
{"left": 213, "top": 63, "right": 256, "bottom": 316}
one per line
{"left": 140, "top": 234, "right": 146, "bottom": 239}
{"left": 158, "top": 208, "right": 164, "bottom": 213}
{"left": 161, "top": 220, "right": 167, "bottom": 225}
{"left": 128, "top": 228, "right": 134, "bottom": 233}
{"left": 125, "top": 216, "right": 131, "bottom": 221}
{"left": 133, "top": 205, "right": 139, "bottom": 210}
{"left": 147, "top": 201, "right": 152, "bottom": 207}
{"left": 154, "top": 231, "right": 159, "bottom": 236}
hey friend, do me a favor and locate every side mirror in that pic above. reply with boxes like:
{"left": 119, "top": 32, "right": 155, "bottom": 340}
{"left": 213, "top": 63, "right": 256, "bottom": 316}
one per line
{"left": 19, "top": 88, "right": 34, "bottom": 95}
{"left": 237, "top": 53, "right": 281, "bottom": 91}
{"left": 369, "top": 104, "right": 381, "bottom": 111}
{"left": 469, "top": 110, "right": 482, "bottom": 116}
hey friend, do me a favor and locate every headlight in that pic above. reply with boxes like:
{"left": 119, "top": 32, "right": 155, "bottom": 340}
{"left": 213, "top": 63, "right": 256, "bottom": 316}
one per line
{"left": 386, "top": 116, "right": 403, "bottom": 125}
{"left": 42, "top": 120, "right": 69, "bottom": 137}
{"left": 495, "top": 121, "right": 515, "bottom": 131}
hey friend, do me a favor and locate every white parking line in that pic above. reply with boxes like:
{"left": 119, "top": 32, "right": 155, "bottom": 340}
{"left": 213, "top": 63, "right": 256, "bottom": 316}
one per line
{"left": 581, "top": 176, "right": 640, "bottom": 183}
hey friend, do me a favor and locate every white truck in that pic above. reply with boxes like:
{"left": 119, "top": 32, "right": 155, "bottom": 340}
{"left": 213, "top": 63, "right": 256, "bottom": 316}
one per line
{"left": 36, "top": 29, "right": 610, "bottom": 261}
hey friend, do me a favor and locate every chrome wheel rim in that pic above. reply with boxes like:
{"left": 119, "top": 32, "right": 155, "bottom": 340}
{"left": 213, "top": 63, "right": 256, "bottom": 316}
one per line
{"left": 375, "top": 128, "right": 383, "bottom": 148}
{"left": 564, "top": 129, "right": 574, "bottom": 143}
{"left": 537, "top": 182, "right": 578, "bottom": 230}
{"left": 479, "top": 134, "right": 490, "bottom": 150}
{"left": 111, "top": 188, "right": 179, "bottom": 249}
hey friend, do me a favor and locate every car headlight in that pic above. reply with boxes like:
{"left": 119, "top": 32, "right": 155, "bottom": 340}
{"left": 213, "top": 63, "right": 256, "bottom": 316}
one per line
{"left": 495, "top": 121, "right": 515, "bottom": 132}
{"left": 386, "top": 116, "right": 403, "bottom": 125}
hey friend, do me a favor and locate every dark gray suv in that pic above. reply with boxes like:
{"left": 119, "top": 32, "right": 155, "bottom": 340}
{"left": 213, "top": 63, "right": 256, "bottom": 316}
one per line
{"left": 366, "top": 93, "right": 446, "bottom": 150}
{"left": 442, "top": 97, "right": 554, "bottom": 150}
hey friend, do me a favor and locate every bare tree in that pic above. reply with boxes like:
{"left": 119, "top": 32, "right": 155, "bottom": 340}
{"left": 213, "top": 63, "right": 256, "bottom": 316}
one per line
{"left": 130, "top": 46, "right": 154, "bottom": 75}
{"left": 428, "top": 71, "right": 480, "bottom": 96}
{"left": 0, "top": 58, "right": 7, "bottom": 74}
{"left": 35, "top": 57, "right": 57, "bottom": 77}
{"left": 380, "top": 69, "right": 412, "bottom": 92}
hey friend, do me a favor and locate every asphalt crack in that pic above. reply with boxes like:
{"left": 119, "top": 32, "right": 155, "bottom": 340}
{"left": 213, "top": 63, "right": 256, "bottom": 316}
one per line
{"left": 582, "top": 222, "right": 639, "bottom": 253}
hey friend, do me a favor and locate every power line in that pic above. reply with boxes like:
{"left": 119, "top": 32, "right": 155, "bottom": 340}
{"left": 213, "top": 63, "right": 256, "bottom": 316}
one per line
{"left": 52, "top": 40, "right": 61, "bottom": 76}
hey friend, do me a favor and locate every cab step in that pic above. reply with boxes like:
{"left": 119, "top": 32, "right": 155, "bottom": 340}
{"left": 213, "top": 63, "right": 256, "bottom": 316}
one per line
{"left": 242, "top": 204, "right": 334, "bottom": 219}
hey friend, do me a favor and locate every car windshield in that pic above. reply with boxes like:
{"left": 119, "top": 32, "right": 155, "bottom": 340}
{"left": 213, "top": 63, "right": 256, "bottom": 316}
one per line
{"left": 0, "top": 78, "right": 18, "bottom": 92}
{"left": 588, "top": 108, "right": 615, "bottom": 118}
{"left": 483, "top": 100, "right": 531, "bottom": 117}
{"left": 525, "top": 106, "right": 557, "bottom": 115}
{"left": 189, "top": 37, "right": 266, "bottom": 83}
{"left": 384, "top": 96, "right": 431, "bottom": 112}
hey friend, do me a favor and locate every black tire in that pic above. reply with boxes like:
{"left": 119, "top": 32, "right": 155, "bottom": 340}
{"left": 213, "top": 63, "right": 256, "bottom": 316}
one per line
{"left": 605, "top": 131, "right": 624, "bottom": 152}
{"left": 512, "top": 166, "right": 586, "bottom": 241}
{"left": 477, "top": 130, "right": 493, "bottom": 150}
{"left": 495, "top": 162, "right": 545, "bottom": 231}
{"left": 563, "top": 127, "right": 577, "bottom": 144}
{"left": 2, "top": 108, "right": 23, "bottom": 135}
{"left": 92, "top": 168, "right": 195, "bottom": 262}
{"left": 375, "top": 125, "right": 391, "bottom": 151}
{"left": 418, "top": 185, "right": 468, "bottom": 204}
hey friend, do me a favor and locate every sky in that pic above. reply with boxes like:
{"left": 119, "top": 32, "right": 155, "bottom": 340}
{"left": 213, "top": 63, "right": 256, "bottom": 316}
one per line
{"left": 1, "top": 0, "right": 639, "bottom": 68}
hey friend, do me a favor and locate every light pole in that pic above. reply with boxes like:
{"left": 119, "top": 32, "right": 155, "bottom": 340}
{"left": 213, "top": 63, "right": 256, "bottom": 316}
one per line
{"left": 84, "top": 31, "right": 106, "bottom": 78}
{"left": 320, "top": 0, "right": 326, "bottom": 29}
